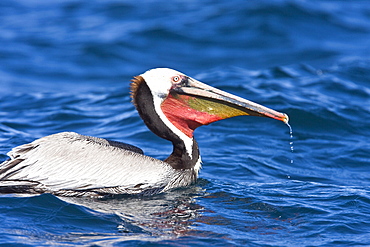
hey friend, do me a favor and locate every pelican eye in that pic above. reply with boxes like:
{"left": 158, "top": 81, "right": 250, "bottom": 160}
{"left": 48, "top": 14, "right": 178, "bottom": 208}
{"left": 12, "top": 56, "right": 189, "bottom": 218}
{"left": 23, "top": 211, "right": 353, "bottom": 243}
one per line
{"left": 171, "top": 75, "right": 181, "bottom": 83}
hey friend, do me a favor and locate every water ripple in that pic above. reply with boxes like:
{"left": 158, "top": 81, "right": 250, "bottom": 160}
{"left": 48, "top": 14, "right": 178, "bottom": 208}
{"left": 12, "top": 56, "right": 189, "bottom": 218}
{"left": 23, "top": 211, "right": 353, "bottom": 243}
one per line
{"left": 1, "top": 0, "right": 370, "bottom": 246}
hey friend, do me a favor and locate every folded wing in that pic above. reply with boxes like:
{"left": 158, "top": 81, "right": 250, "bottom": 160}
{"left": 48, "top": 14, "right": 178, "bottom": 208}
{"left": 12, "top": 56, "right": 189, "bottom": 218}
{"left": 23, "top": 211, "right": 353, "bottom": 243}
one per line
{"left": 0, "top": 132, "right": 179, "bottom": 196}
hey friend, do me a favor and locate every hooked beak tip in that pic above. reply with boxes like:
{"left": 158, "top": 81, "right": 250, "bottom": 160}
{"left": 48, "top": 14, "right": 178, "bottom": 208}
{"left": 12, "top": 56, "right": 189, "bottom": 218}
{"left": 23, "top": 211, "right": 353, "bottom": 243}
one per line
{"left": 266, "top": 112, "right": 289, "bottom": 124}
{"left": 281, "top": 113, "right": 289, "bottom": 124}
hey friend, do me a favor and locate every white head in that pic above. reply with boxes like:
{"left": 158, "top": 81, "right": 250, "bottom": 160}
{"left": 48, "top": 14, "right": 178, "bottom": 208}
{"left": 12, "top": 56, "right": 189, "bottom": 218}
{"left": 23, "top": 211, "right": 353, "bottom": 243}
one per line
{"left": 140, "top": 68, "right": 187, "bottom": 102}
{"left": 139, "top": 68, "right": 196, "bottom": 158}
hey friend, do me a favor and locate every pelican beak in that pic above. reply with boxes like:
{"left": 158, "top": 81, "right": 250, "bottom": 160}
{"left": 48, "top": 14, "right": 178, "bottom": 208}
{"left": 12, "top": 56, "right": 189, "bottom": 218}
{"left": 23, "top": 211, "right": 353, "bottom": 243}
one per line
{"left": 172, "top": 77, "right": 289, "bottom": 124}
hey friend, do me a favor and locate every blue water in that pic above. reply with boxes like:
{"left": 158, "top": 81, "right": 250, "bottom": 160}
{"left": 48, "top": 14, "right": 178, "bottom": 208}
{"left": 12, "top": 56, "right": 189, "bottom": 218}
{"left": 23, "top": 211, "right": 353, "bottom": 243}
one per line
{"left": 1, "top": 0, "right": 370, "bottom": 246}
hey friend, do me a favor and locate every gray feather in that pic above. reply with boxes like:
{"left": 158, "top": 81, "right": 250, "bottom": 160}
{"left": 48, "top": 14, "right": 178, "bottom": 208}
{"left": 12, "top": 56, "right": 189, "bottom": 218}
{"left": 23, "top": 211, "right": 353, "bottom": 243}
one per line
{"left": 0, "top": 132, "right": 196, "bottom": 197}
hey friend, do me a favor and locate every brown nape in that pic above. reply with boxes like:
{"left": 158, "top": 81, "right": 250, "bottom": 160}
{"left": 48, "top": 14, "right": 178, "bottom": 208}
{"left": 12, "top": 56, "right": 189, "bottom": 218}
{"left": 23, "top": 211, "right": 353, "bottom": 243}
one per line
{"left": 130, "top": 75, "right": 145, "bottom": 108}
{"left": 128, "top": 73, "right": 200, "bottom": 170}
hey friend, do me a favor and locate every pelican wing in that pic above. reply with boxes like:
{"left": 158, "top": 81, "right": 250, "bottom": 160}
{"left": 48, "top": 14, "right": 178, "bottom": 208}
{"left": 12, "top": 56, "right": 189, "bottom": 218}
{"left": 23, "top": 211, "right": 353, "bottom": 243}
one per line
{"left": 0, "top": 132, "right": 176, "bottom": 196}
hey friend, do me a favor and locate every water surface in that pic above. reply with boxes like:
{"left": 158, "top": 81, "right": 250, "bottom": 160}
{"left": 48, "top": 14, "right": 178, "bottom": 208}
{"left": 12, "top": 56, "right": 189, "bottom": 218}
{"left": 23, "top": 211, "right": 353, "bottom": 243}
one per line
{"left": 1, "top": 0, "right": 370, "bottom": 246}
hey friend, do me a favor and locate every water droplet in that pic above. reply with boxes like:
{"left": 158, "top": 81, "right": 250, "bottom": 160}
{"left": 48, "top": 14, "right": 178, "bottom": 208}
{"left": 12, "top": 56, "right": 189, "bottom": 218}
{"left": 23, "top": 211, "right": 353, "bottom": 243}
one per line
{"left": 285, "top": 121, "right": 294, "bottom": 164}
{"left": 286, "top": 122, "right": 294, "bottom": 151}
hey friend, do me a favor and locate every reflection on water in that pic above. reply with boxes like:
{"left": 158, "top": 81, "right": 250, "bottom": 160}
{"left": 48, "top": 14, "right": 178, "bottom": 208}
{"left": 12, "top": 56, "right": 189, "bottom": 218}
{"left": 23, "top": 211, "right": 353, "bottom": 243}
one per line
{"left": 62, "top": 185, "right": 206, "bottom": 241}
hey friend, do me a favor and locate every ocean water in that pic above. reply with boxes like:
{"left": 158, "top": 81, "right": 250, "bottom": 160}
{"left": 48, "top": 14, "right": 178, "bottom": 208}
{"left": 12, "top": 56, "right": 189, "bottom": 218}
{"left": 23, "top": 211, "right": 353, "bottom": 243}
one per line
{"left": 1, "top": 0, "right": 370, "bottom": 246}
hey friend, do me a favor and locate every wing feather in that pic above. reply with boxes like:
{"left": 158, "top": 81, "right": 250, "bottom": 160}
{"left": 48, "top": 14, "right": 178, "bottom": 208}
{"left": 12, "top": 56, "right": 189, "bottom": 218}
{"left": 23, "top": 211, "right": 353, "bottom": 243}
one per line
{"left": 0, "top": 132, "right": 177, "bottom": 196}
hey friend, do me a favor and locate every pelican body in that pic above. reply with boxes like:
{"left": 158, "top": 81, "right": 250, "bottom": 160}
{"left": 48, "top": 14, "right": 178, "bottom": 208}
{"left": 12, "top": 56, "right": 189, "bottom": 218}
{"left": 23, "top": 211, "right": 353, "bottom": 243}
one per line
{"left": 0, "top": 68, "right": 288, "bottom": 197}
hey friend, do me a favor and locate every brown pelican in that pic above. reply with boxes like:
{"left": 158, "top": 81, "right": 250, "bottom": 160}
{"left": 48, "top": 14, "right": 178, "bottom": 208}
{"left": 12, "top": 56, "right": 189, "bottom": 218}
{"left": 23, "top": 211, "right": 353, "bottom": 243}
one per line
{"left": 0, "top": 68, "right": 288, "bottom": 197}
